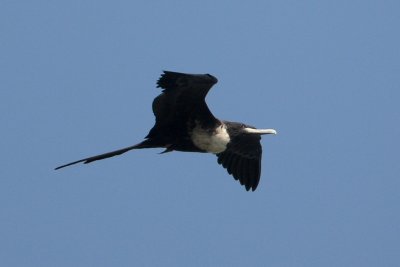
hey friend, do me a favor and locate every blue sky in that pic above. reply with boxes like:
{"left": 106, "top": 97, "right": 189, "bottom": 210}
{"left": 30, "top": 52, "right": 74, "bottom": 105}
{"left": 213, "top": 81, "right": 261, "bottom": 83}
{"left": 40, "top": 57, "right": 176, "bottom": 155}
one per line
{"left": 1, "top": 1, "right": 399, "bottom": 266}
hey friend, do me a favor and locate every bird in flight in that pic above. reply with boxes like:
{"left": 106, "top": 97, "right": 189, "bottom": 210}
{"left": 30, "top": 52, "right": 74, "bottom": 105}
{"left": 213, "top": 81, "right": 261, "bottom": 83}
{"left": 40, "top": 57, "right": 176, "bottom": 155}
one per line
{"left": 55, "top": 71, "right": 277, "bottom": 191}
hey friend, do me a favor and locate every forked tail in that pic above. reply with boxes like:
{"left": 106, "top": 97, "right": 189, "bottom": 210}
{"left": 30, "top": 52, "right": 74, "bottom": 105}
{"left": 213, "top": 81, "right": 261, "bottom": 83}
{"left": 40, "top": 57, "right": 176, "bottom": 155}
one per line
{"left": 54, "top": 139, "right": 158, "bottom": 170}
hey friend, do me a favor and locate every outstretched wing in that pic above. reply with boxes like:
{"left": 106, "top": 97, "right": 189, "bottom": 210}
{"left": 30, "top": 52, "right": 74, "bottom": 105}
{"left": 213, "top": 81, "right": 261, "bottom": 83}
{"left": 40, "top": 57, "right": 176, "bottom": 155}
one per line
{"left": 146, "top": 71, "right": 219, "bottom": 140}
{"left": 216, "top": 133, "right": 262, "bottom": 191}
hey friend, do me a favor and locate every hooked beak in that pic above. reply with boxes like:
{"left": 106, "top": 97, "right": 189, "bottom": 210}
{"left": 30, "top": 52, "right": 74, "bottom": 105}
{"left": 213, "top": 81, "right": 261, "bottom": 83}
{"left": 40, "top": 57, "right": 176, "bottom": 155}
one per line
{"left": 243, "top": 128, "right": 277, "bottom": 135}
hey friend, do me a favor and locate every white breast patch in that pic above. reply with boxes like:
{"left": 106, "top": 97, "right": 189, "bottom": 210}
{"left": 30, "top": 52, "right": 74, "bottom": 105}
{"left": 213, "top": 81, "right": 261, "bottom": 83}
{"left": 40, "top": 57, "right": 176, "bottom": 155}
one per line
{"left": 191, "top": 123, "right": 230, "bottom": 154}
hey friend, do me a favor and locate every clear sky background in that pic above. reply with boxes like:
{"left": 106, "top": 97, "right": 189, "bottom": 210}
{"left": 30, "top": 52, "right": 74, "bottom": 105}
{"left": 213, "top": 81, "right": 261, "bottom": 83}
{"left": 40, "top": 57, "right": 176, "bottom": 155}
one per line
{"left": 1, "top": 1, "right": 399, "bottom": 266}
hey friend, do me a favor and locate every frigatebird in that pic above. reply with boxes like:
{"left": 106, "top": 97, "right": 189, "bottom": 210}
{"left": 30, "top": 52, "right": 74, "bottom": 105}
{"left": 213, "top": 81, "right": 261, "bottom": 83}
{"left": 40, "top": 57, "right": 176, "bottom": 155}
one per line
{"left": 55, "top": 71, "right": 276, "bottom": 191}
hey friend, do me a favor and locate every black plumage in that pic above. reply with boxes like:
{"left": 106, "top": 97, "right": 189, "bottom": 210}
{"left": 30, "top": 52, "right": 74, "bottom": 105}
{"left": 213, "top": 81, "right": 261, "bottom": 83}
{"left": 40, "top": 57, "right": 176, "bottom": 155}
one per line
{"left": 55, "top": 71, "right": 276, "bottom": 191}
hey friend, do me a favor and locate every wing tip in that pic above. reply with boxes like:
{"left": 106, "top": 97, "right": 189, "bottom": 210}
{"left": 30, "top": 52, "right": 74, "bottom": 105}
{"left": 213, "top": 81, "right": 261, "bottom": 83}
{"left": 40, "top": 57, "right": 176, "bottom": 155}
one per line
{"left": 156, "top": 70, "right": 181, "bottom": 89}
{"left": 216, "top": 153, "right": 261, "bottom": 192}
{"left": 156, "top": 70, "right": 217, "bottom": 90}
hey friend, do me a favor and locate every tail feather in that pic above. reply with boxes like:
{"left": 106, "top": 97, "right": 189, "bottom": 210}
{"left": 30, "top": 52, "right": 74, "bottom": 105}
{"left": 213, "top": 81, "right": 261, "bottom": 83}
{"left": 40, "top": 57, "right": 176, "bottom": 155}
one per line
{"left": 54, "top": 139, "right": 158, "bottom": 170}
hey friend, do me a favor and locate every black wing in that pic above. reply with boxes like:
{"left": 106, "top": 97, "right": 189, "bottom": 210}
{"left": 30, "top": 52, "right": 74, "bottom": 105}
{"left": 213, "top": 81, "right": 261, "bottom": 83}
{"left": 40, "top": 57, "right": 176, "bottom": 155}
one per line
{"left": 216, "top": 134, "right": 262, "bottom": 191}
{"left": 146, "top": 71, "right": 219, "bottom": 141}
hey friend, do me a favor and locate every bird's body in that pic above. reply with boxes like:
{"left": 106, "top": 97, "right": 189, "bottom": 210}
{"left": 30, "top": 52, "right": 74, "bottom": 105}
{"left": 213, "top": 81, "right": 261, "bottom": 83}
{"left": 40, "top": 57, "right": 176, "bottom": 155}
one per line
{"left": 55, "top": 71, "right": 276, "bottom": 191}
{"left": 191, "top": 122, "right": 230, "bottom": 153}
